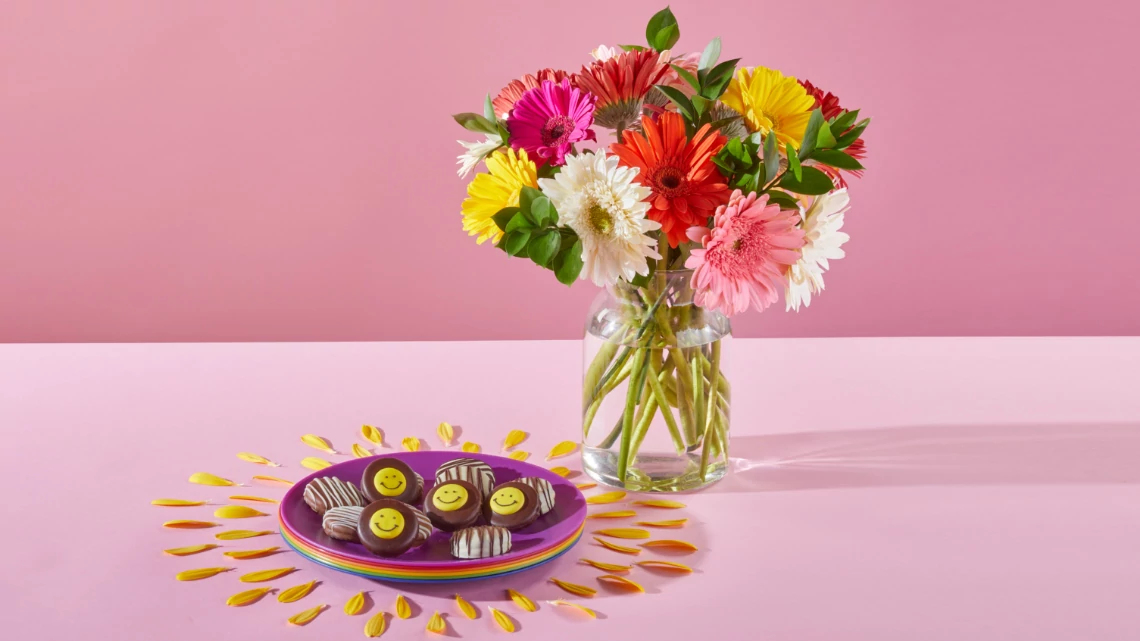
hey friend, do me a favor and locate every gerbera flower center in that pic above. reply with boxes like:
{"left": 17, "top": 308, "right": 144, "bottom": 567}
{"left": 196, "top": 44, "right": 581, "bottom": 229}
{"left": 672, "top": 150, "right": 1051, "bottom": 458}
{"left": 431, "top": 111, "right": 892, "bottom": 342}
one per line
{"left": 653, "top": 166, "right": 686, "bottom": 195}
{"left": 710, "top": 221, "right": 770, "bottom": 277}
{"left": 587, "top": 202, "right": 614, "bottom": 235}
{"left": 541, "top": 115, "right": 576, "bottom": 148}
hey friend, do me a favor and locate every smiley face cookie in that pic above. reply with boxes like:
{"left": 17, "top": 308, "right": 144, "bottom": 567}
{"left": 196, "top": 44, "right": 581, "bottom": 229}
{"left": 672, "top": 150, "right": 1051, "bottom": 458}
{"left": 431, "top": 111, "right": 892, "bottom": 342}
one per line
{"left": 483, "top": 480, "right": 540, "bottom": 530}
{"left": 357, "top": 499, "right": 433, "bottom": 557}
{"left": 424, "top": 479, "right": 482, "bottom": 532}
{"left": 361, "top": 458, "right": 424, "bottom": 505}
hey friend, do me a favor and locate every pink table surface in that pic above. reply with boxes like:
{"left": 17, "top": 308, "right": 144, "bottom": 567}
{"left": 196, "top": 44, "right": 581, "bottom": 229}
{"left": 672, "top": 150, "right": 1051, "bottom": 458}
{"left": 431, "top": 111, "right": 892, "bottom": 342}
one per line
{"left": 1, "top": 338, "right": 1139, "bottom": 640}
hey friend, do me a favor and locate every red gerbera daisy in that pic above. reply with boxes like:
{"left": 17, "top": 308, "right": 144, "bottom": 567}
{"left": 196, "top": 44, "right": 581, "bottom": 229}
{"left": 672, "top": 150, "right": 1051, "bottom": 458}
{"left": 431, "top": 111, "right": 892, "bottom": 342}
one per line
{"left": 799, "top": 79, "right": 867, "bottom": 188}
{"left": 610, "top": 113, "right": 730, "bottom": 247}
{"left": 573, "top": 49, "right": 671, "bottom": 131}
{"left": 492, "top": 69, "right": 573, "bottom": 119}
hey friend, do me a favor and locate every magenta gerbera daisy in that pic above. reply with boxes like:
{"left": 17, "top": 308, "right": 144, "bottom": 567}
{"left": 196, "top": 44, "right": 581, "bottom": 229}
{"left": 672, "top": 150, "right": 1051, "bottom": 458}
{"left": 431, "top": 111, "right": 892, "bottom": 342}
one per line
{"left": 685, "top": 190, "right": 805, "bottom": 316}
{"left": 507, "top": 79, "right": 597, "bottom": 166}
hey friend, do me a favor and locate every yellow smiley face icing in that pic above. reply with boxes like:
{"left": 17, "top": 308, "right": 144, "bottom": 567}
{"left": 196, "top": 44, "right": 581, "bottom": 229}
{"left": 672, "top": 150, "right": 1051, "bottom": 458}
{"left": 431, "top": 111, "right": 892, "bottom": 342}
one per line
{"left": 431, "top": 483, "right": 469, "bottom": 512}
{"left": 490, "top": 486, "right": 525, "bottom": 515}
{"left": 368, "top": 507, "right": 406, "bottom": 539}
{"left": 373, "top": 468, "right": 407, "bottom": 497}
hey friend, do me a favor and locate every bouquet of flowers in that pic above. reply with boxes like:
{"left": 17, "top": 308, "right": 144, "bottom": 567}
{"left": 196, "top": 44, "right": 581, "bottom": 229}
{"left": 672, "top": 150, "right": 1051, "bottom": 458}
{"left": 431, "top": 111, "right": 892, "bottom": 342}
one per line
{"left": 453, "top": 7, "right": 870, "bottom": 490}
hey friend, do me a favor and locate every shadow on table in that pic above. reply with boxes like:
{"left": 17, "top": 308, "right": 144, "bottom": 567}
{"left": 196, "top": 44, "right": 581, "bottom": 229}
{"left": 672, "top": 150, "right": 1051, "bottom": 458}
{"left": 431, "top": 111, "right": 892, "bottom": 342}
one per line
{"left": 711, "top": 422, "right": 1140, "bottom": 493}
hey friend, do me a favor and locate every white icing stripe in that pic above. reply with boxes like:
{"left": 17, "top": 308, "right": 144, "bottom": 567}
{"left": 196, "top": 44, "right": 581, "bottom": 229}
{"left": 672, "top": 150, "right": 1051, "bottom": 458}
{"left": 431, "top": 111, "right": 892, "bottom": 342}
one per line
{"left": 517, "top": 477, "right": 555, "bottom": 514}
{"left": 451, "top": 526, "right": 511, "bottom": 559}
{"left": 437, "top": 459, "right": 495, "bottom": 496}
{"left": 305, "top": 477, "right": 365, "bottom": 513}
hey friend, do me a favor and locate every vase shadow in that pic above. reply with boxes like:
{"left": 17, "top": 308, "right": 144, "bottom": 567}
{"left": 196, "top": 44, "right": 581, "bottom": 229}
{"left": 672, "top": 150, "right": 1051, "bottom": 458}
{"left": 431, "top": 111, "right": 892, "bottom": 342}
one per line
{"left": 710, "top": 422, "right": 1140, "bottom": 493}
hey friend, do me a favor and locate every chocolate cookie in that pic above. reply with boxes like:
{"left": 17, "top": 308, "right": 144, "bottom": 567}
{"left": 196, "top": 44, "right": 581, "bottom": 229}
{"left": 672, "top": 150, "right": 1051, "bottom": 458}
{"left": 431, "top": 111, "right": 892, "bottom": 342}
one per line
{"left": 357, "top": 499, "right": 432, "bottom": 557}
{"left": 361, "top": 458, "right": 423, "bottom": 505}
{"left": 424, "top": 479, "right": 482, "bottom": 532}
{"left": 515, "top": 476, "right": 556, "bottom": 515}
{"left": 322, "top": 505, "right": 363, "bottom": 542}
{"left": 436, "top": 458, "right": 495, "bottom": 498}
{"left": 303, "top": 476, "right": 366, "bottom": 515}
{"left": 450, "top": 525, "right": 512, "bottom": 559}
{"left": 482, "top": 480, "right": 540, "bottom": 530}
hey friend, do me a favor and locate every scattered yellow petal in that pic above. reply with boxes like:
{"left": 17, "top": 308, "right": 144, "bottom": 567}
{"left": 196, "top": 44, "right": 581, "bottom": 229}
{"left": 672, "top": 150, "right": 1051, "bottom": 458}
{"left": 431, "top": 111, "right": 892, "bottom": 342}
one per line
{"left": 548, "top": 577, "right": 597, "bottom": 597}
{"left": 437, "top": 422, "right": 455, "bottom": 446}
{"left": 364, "top": 611, "right": 388, "bottom": 637}
{"left": 252, "top": 475, "right": 293, "bottom": 485}
{"left": 548, "top": 599, "right": 597, "bottom": 618}
{"left": 586, "top": 510, "right": 636, "bottom": 519}
{"left": 214, "top": 505, "right": 268, "bottom": 519}
{"left": 635, "top": 560, "right": 693, "bottom": 573}
{"left": 240, "top": 567, "right": 296, "bottom": 583}
{"left": 188, "top": 472, "right": 235, "bottom": 487}
{"left": 597, "top": 574, "right": 645, "bottom": 592}
{"left": 395, "top": 594, "right": 411, "bottom": 619}
{"left": 594, "top": 528, "right": 650, "bottom": 539}
{"left": 223, "top": 546, "right": 279, "bottom": 560}
{"left": 229, "top": 494, "right": 278, "bottom": 503}
{"left": 575, "top": 482, "right": 597, "bottom": 491}
{"left": 152, "top": 498, "right": 205, "bottom": 507}
{"left": 490, "top": 607, "right": 517, "bottom": 633}
{"left": 640, "top": 539, "right": 698, "bottom": 553}
{"left": 175, "top": 567, "right": 231, "bottom": 581}
{"left": 352, "top": 443, "right": 372, "bottom": 459}
{"left": 344, "top": 591, "right": 366, "bottom": 615}
{"left": 215, "top": 529, "right": 274, "bottom": 540}
{"left": 426, "top": 611, "right": 446, "bottom": 634}
{"left": 593, "top": 537, "right": 641, "bottom": 555}
{"left": 278, "top": 580, "right": 318, "bottom": 603}
{"left": 635, "top": 519, "right": 688, "bottom": 528}
{"left": 585, "top": 491, "right": 626, "bottom": 505}
{"left": 632, "top": 499, "right": 686, "bottom": 509}
{"left": 163, "top": 520, "right": 218, "bottom": 529}
{"left": 361, "top": 424, "right": 385, "bottom": 446}
{"left": 461, "top": 441, "right": 480, "bottom": 453}
{"left": 502, "top": 430, "right": 528, "bottom": 450}
{"left": 507, "top": 450, "right": 530, "bottom": 462}
{"left": 579, "top": 558, "right": 632, "bottom": 573}
{"left": 546, "top": 441, "right": 578, "bottom": 460}
{"left": 164, "top": 544, "right": 218, "bottom": 556}
{"left": 401, "top": 437, "right": 421, "bottom": 452}
{"left": 287, "top": 604, "right": 325, "bottom": 626}
{"left": 548, "top": 466, "right": 572, "bottom": 477}
{"left": 506, "top": 588, "right": 536, "bottom": 612}
{"left": 301, "top": 457, "right": 332, "bottom": 470}
{"left": 301, "top": 433, "right": 336, "bottom": 454}
{"left": 236, "top": 452, "right": 278, "bottom": 466}
{"left": 226, "top": 587, "right": 272, "bottom": 606}
{"left": 454, "top": 594, "right": 477, "bottom": 619}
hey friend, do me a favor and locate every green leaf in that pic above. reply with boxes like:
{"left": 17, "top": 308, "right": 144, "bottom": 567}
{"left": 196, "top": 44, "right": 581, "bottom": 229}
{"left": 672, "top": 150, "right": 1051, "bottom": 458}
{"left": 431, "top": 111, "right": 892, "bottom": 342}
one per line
{"left": 518, "top": 186, "right": 542, "bottom": 222}
{"left": 829, "top": 109, "right": 859, "bottom": 135}
{"left": 690, "top": 95, "right": 711, "bottom": 119}
{"left": 554, "top": 239, "right": 584, "bottom": 285}
{"left": 629, "top": 271, "right": 651, "bottom": 288}
{"left": 655, "top": 85, "right": 695, "bottom": 120}
{"left": 811, "top": 149, "right": 864, "bottom": 171}
{"left": 645, "top": 7, "right": 680, "bottom": 51}
{"left": 530, "top": 196, "right": 557, "bottom": 227}
{"left": 528, "top": 229, "right": 561, "bottom": 267}
{"left": 505, "top": 212, "right": 535, "bottom": 233}
{"left": 503, "top": 230, "right": 530, "bottom": 256}
{"left": 786, "top": 143, "right": 802, "bottom": 181}
{"left": 835, "top": 118, "right": 870, "bottom": 149}
{"left": 670, "top": 64, "right": 701, "bottom": 92}
{"left": 816, "top": 121, "right": 837, "bottom": 149}
{"left": 492, "top": 207, "right": 519, "bottom": 232}
{"left": 778, "top": 166, "right": 835, "bottom": 195}
{"left": 765, "top": 190, "right": 801, "bottom": 210}
{"left": 701, "top": 58, "right": 740, "bottom": 88}
{"left": 763, "top": 133, "right": 779, "bottom": 188}
{"left": 797, "top": 109, "right": 825, "bottom": 160}
{"left": 497, "top": 122, "right": 510, "bottom": 146}
{"left": 483, "top": 94, "right": 496, "bottom": 121}
{"left": 699, "top": 37, "right": 721, "bottom": 71}
{"left": 618, "top": 44, "right": 648, "bottom": 52}
{"left": 452, "top": 113, "right": 499, "bottom": 135}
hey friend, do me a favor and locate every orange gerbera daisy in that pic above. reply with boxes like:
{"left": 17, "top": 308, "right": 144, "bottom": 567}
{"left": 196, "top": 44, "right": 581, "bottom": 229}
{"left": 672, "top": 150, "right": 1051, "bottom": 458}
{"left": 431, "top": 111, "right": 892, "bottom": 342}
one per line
{"left": 610, "top": 113, "right": 729, "bottom": 247}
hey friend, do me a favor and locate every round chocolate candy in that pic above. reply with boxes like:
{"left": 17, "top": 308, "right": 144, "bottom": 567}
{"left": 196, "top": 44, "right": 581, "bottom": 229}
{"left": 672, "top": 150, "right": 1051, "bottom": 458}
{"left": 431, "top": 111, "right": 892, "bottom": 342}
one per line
{"left": 482, "top": 480, "right": 540, "bottom": 530}
{"left": 424, "top": 479, "right": 482, "bottom": 532}
{"left": 322, "top": 505, "right": 363, "bottom": 542}
{"left": 361, "top": 457, "right": 423, "bottom": 505}
{"left": 357, "top": 499, "right": 432, "bottom": 557}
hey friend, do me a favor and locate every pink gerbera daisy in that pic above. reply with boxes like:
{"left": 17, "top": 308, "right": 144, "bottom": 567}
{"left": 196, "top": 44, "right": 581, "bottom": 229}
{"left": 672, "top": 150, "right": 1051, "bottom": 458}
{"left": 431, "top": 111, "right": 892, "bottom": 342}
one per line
{"left": 685, "top": 190, "right": 805, "bottom": 316}
{"left": 492, "top": 69, "right": 572, "bottom": 119}
{"left": 508, "top": 79, "right": 597, "bottom": 166}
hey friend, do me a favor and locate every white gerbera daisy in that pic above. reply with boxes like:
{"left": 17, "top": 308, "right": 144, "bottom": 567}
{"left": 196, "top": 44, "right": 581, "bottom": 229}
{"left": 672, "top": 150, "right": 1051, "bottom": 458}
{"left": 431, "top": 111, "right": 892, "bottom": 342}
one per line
{"left": 456, "top": 134, "right": 504, "bottom": 178}
{"left": 785, "top": 188, "right": 851, "bottom": 311}
{"left": 538, "top": 150, "right": 661, "bottom": 286}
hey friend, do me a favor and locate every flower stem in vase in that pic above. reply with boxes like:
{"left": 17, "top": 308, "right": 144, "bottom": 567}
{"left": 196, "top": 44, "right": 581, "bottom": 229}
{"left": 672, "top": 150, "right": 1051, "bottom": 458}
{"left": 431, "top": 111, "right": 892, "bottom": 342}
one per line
{"left": 617, "top": 348, "right": 650, "bottom": 481}
{"left": 698, "top": 339, "right": 723, "bottom": 480}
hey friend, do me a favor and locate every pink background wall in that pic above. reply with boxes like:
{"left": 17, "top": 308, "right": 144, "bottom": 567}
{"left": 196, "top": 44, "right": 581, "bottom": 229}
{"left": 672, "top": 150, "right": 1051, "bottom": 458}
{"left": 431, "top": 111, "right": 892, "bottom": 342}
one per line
{"left": 1, "top": 0, "right": 1137, "bottom": 342}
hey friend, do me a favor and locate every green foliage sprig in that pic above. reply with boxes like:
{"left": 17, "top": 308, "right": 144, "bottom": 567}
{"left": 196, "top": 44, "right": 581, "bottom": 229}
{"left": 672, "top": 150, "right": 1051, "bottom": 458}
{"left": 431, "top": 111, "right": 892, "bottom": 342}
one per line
{"left": 492, "top": 186, "right": 584, "bottom": 285}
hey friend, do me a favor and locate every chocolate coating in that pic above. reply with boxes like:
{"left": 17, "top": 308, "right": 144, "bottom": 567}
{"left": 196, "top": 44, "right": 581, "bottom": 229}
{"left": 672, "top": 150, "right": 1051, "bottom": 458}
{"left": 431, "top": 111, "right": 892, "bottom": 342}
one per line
{"left": 424, "top": 479, "right": 482, "bottom": 532}
{"left": 482, "top": 480, "right": 540, "bottom": 530}
{"left": 361, "top": 457, "right": 423, "bottom": 504}
{"left": 357, "top": 499, "right": 431, "bottom": 557}
{"left": 451, "top": 525, "right": 511, "bottom": 559}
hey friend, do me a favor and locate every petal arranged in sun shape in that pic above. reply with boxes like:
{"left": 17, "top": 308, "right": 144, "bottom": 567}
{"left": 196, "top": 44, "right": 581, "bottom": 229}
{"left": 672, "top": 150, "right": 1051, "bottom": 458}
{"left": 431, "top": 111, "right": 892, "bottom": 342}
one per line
{"left": 585, "top": 491, "right": 626, "bottom": 505}
{"left": 548, "top": 599, "right": 598, "bottom": 618}
{"left": 215, "top": 529, "right": 273, "bottom": 540}
{"left": 361, "top": 424, "right": 384, "bottom": 445}
{"left": 579, "top": 558, "right": 632, "bottom": 573}
{"left": 214, "top": 505, "right": 267, "bottom": 519}
{"left": 188, "top": 472, "right": 235, "bottom": 487}
{"left": 226, "top": 587, "right": 272, "bottom": 607}
{"left": 300, "top": 434, "right": 336, "bottom": 454}
{"left": 236, "top": 452, "right": 278, "bottom": 466}
{"left": 286, "top": 604, "right": 325, "bottom": 626}
{"left": 546, "top": 441, "right": 578, "bottom": 460}
{"left": 252, "top": 475, "right": 293, "bottom": 485}
{"left": 240, "top": 567, "right": 296, "bottom": 583}
{"left": 163, "top": 520, "right": 218, "bottom": 529}
{"left": 597, "top": 574, "right": 645, "bottom": 592}
{"left": 395, "top": 595, "right": 412, "bottom": 619}
{"left": 461, "top": 442, "right": 481, "bottom": 453}
{"left": 277, "top": 580, "right": 317, "bottom": 603}
{"left": 490, "top": 607, "right": 517, "bottom": 633}
{"left": 502, "top": 430, "right": 528, "bottom": 450}
{"left": 152, "top": 498, "right": 205, "bottom": 507}
{"left": 223, "top": 546, "right": 279, "bottom": 560}
{"left": 164, "top": 544, "right": 218, "bottom": 556}
{"left": 344, "top": 591, "right": 366, "bottom": 615}
{"left": 454, "top": 594, "right": 478, "bottom": 619}
{"left": 506, "top": 589, "right": 537, "bottom": 612}
{"left": 548, "top": 577, "right": 597, "bottom": 597}
{"left": 437, "top": 422, "right": 455, "bottom": 446}
{"left": 175, "top": 567, "right": 231, "bottom": 581}
{"left": 364, "top": 611, "right": 387, "bottom": 637}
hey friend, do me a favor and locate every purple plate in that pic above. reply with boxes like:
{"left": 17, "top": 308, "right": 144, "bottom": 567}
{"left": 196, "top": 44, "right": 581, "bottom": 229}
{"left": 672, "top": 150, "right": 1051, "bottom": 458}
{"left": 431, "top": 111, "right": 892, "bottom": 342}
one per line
{"left": 279, "top": 451, "right": 586, "bottom": 570}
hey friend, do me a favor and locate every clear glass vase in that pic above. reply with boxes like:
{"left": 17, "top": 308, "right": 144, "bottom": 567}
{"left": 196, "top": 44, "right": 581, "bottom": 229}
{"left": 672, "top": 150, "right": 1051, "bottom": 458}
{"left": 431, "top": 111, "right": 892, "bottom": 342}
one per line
{"left": 581, "top": 269, "right": 731, "bottom": 492}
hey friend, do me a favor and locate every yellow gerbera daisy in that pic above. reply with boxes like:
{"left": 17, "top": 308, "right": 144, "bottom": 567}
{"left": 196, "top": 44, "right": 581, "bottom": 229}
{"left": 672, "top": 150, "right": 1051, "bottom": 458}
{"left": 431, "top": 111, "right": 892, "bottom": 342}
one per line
{"left": 720, "top": 67, "right": 815, "bottom": 148}
{"left": 461, "top": 148, "right": 538, "bottom": 245}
